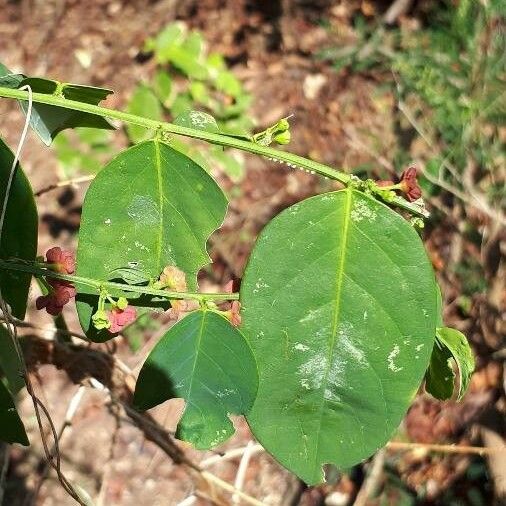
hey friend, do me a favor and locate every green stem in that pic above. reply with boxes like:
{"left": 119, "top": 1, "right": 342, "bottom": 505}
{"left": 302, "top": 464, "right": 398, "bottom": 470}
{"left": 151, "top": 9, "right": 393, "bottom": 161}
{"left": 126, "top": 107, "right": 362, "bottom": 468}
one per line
{"left": 0, "top": 86, "right": 428, "bottom": 217}
{"left": 0, "top": 259, "right": 238, "bottom": 302}
{"left": 0, "top": 86, "right": 348, "bottom": 183}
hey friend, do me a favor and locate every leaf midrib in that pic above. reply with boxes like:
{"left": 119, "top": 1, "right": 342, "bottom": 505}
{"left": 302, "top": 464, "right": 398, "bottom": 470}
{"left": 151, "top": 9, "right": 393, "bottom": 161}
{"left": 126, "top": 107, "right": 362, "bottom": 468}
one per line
{"left": 154, "top": 140, "right": 164, "bottom": 272}
{"left": 311, "top": 188, "right": 353, "bottom": 478}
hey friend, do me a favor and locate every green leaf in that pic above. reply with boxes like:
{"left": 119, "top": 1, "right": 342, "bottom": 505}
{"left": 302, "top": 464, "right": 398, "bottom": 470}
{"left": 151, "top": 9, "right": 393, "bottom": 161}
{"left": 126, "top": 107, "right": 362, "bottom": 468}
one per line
{"left": 174, "top": 110, "right": 220, "bottom": 134}
{"left": 0, "top": 326, "right": 24, "bottom": 395}
{"left": 17, "top": 78, "right": 114, "bottom": 146}
{"left": 152, "top": 71, "right": 172, "bottom": 103}
{"left": 107, "top": 267, "right": 151, "bottom": 286}
{"left": 240, "top": 189, "right": 437, "bottom": 484}
{"left": 147, "top": 23, "right": 185, "bottom": 61}
{"left": 0, "top": 138, "right": 38, "bottom": 318}
{"left": 54, "top": 128, "right": 114, "bottom": 177}
{"left": 0, "top": 62, "right": 23, "bottom": 88}
{"left": 426, "top": 327, "right": 475, "bottom": 401}
{"left": 134, "top": 310, "right": 258, "bottom": 449}
{"left": 215, "top": 70, "right": 242, "bottom": 98}
{"left": 76, "top": 140, "right": 227, "bottom": 341}
{"left": 0, "top": 379, "right": 28, "bottom": 445}
{"left": 166, "top": 45, "right": 208, "bottom": 80}
{"left": 126, "top": 84, "right": 163, "bottom": 143}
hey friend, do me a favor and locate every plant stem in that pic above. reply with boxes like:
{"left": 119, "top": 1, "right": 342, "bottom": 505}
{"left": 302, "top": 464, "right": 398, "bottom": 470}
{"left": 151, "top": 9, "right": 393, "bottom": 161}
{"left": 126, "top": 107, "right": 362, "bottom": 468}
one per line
{"left": 0, "top": 86, "right": 348, "bottom": 183}
{"left": 0, "top": 86, "right": 428, "bottom": 217}
{"left": 0, "top": 259, "right": 238, "bottom": 302}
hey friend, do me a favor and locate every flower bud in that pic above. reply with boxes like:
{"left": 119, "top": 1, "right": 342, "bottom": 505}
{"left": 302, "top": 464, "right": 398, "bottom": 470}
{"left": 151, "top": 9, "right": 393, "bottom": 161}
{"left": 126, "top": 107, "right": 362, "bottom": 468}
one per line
{"left": 274, "top": 130, "right": 291, "bottom": 145}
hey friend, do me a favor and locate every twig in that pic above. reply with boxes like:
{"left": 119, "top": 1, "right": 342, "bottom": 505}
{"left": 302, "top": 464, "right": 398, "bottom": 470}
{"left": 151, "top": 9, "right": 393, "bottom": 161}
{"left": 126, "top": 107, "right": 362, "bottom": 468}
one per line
{"left": 30, "top": 386, "right": 86, "bottom": 506}
{"left": 386, "top": 441, "right": 506, "bottom": 456}
{"left": 34, "top": 175, "right": 95, "bottom": 197}
{"left": 200, "top": 471, "right": 266, "bottom": 506}
{"left": 233, "top": 441, "right": 256, "bottom": 504}
{"left": 176, "top": 495, "right": 197, "bottom": 506}
{"left": 383, "top": 0, "right": 414, "bottom": 24}
{"left": 0, "top": 315, "right": 89, "bottom": 341}
{"left": 200, "top": 444, "right": 264, "bottom": 469}
{"left": 353, "top": 449, "right": 385, "bottom": 506}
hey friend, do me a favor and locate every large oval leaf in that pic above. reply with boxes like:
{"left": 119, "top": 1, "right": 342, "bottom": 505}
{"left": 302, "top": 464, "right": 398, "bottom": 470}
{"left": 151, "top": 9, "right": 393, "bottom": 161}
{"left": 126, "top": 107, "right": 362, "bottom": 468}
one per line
{"left": 0, "top": 138, "right": 38, "bottom": 319}
{"left": 134, "top": 310, "right": 258, "bottom": 449}
{"left": 76, "top": 140, "right": 227, "bottom": 340}
{"left": 240, "top": 189, "right": 437, "bottom": 484}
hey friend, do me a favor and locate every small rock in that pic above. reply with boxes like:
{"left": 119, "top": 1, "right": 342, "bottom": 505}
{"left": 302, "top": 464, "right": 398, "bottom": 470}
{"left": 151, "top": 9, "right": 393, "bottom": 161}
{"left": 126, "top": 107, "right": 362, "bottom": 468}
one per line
{"left": 325, "top": 491, "right": 349, "bottom": 506}
{"left": 303, "top": 74, "right": 328, "bottom": 100}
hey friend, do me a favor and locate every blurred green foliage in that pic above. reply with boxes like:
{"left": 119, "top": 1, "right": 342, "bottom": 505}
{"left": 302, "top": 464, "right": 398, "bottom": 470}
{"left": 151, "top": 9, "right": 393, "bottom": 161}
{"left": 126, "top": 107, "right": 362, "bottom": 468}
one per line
{"left": 55, "top": 22, "right": 253, "bottom": 181}
{"left": 321, "top": 0, "right": 504, "bottom": 207}
{"left": 128, "top": 22, "right": 254, "bottom": 180}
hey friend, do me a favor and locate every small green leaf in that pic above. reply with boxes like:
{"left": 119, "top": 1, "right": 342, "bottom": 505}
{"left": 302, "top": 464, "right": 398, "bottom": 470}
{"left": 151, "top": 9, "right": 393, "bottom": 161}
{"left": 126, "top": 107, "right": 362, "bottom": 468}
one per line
{"left": 0, "top": 138, "right": 38, "bottom": 318}
{"left": 0, "top": 62, "right": 23, "bottom": 88}
{"left": 76, "top": 140, "right": 227, "bottom": 341}
{"left": 215, "top": 70, "right": 242, "bottom": 98}
{"left": 166, "top": 45, "right": 208, "bottom": 80}
{"left": 152, "top": 71, "right": 172, "bottom": 103}
{"left": 426, "top": 327, "right": 475, "bottom": 401}
{"left": 0, "top": 379, "right": 28, "bottom": 445}
{"left": 147, "top": 23, "right": 185, "bottom": 61}
{"left": 134, "top": 310, "right": 258, "bottom": 449}
{"left": 425, "top": 338, "right": 454, "bottom": 401}
{"left": 0, "top": 326, "right": 24, "bottom": 395}
{"left": 241, "top": 189, "right": 437, "bottom": 484}
{"left": 108, "top": 267, "right": 151, "bottom": 286}
{"left": 126, "top": 84, "right": 163, "bottom": 143}
{"left": 174, "top": 110, "right": 220, "bottom": 134}
{"left": 17, "top": 78, "right": 114, "bottom": 146}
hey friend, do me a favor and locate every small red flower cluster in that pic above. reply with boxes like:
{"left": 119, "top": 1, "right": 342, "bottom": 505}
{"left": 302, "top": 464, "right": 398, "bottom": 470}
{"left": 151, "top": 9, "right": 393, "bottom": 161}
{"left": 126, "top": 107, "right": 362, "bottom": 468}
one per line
{"left": 107, "top": 305, "right": 137, "bottom": 334}
{"left": 36, "top": 247, "right": 76, "bottom": 316}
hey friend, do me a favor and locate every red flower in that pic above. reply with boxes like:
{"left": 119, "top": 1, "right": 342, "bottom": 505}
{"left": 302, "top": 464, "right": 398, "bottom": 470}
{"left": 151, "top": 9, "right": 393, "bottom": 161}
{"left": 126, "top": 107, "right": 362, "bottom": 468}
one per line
{"left": 36, "top": 282, "right": 76, "bottom": 316}
{"left": 45, "top": 247, "right": 75, "bottom": 274}
{"left": 35, "top": 247, "right": 77, "bottom": 316}
{"left": 107, "top": 305, "right": 137, "bottom": 334}
{"left": 399, "top": 167, "right": 422, "bottom": 202}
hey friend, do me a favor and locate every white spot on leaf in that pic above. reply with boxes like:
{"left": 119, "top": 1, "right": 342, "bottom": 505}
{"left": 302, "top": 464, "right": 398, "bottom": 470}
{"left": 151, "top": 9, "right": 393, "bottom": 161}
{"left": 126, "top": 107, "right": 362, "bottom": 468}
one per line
{"left": 351, "top": 199, "right": 377, "bottom": 223}
{"left": 387, "top": 345, "right": 403, "bottom": 373}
